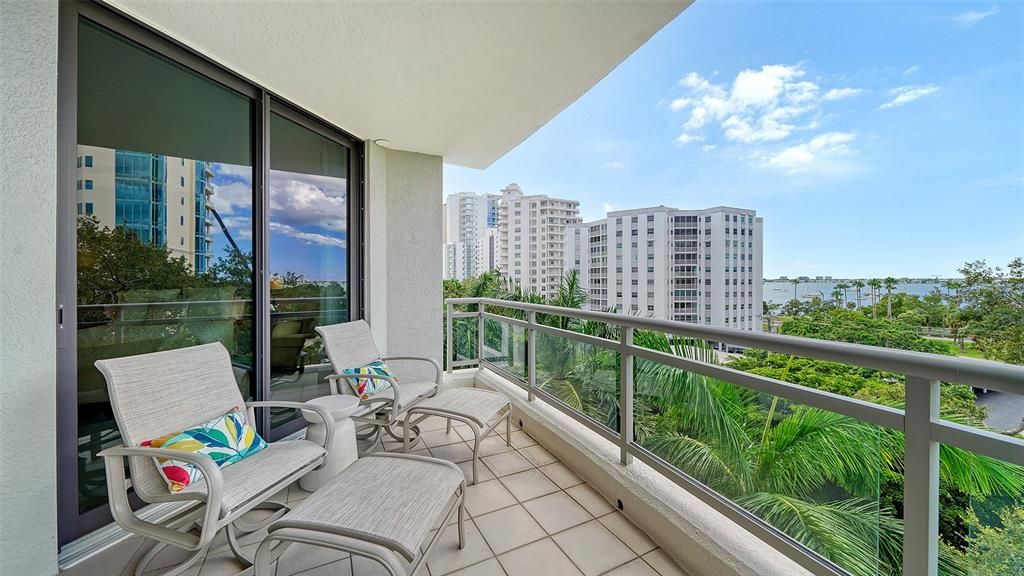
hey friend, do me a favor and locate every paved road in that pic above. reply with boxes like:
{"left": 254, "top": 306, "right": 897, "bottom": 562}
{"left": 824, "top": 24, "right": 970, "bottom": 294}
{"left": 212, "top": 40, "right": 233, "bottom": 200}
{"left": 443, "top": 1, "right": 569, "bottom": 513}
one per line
{"left": 976, "top": 390, "right": 1024, "bottom": 432}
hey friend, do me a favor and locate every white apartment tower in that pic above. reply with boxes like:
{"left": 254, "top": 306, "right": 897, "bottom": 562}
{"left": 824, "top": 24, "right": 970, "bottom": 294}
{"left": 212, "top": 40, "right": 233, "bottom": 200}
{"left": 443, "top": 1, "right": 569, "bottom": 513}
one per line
{"left": 497, "top": 183, "right": 581, "bottom": 298}
{"left": 564, "top": 206, "right": 763, "bottom": 332}
{"left": 443, "top": 192, "right": 500, "bottom": 280}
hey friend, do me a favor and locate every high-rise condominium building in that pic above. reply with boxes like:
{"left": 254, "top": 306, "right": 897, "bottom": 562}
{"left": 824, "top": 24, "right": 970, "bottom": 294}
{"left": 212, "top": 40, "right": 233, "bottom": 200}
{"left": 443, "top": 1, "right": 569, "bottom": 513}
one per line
{"left": 443, "top": 191, "right": 500, "bottom": 280}
{"left": 76, "top": 145, "right": 215, "bottom": 274}
{"left": 497, "top": 183, "right": 581, "bottom": 298}
{"left": 565, "top": 205, "right": 763, "bottom": 332}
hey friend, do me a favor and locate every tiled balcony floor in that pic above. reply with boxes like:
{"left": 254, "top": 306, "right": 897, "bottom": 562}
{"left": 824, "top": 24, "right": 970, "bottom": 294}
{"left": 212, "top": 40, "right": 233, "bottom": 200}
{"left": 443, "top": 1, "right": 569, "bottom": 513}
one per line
{"left": 63, "top": 416, "right": 688, "bottom": 576}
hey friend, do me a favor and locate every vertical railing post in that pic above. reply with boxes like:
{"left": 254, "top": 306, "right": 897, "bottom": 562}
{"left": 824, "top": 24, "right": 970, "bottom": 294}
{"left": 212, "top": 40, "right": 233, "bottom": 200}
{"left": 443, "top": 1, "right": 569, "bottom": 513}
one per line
{"left": 903, "top": 376, "right": 940, "bottom": 576}
{"left": 619, "top": 326, "right": 634, "bottom": 466}
{"left": 477, "top": 301, "right": 485, "bottom": 367}
{"left": 446, "top": 301, "right": 454, "bottom": 375}
{"left": 527, "top": 310, "right": 536, "bottom": 401}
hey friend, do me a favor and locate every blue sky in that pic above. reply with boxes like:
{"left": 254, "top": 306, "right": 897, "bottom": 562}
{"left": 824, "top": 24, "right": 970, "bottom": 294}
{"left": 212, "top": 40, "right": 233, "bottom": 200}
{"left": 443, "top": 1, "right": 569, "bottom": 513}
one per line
{"left": 444, "top": 1, "right": 1024, "bottom": 279}
{"left": 209, "top": 164, "right": 348, "bottom": 282}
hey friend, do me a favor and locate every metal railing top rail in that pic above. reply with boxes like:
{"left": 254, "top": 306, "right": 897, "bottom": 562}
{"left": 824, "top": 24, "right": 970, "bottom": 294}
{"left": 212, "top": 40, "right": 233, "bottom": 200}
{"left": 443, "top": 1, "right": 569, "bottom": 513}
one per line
{"left": 446, "top": 297, "right": 1024, "bottom": 395}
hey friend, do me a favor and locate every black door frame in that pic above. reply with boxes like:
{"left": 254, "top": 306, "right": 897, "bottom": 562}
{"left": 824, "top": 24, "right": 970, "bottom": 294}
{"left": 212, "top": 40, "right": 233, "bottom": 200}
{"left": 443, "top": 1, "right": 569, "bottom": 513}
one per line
{"left": 56, "top": 0, "right": 364, "bottom": 546}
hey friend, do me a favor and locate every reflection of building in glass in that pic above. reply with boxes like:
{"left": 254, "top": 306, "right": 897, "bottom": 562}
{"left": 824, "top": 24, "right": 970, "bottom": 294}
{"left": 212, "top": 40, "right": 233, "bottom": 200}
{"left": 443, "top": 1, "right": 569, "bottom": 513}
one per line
{"left": 76, "top": 145, "right": 215, "bottom": 274}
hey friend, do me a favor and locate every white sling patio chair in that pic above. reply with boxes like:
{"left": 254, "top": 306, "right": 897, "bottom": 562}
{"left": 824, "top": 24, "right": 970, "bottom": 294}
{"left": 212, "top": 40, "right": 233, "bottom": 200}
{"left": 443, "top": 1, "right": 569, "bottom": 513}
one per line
{"left": 317, "top": 320, "right": 511, "bottom": 484}
{"left": 96, "top": 343, "right": 334, "bottom": 576}
{"left": 316, "top": 320, "right": 442, "bottom": 445}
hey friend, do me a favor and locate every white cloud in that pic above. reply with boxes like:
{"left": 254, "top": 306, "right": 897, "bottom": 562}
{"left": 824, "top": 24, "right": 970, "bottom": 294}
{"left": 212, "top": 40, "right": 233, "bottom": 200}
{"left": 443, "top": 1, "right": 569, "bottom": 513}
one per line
{"left": 700, "top": 144, "right": 717, "bottom": 152}
{"left": 602, "top": 203, "right": 617, "bottom": 213}
{"left": 269, "top": 222, "right": 345, "bottom": 248}
{"left": 953, "top": 6, "right": 998, "bottom": 27}
{"left": 669, "top": 98, "right": 691, "bottom": 111}
{"left": 903, "top": 65, "right": 920, "bottom": 76}
{"left": 669, "top": 64, "right": 838, "bottom": 145}
{"left": 823, "top": 87, "right": 865, "bottom": 101}
{"left": 268, "top": 171, "right": 347, "bottom": 232}
{"left": 765, "top": 132, "right": 856, "bottom": 172}
{"left": 210, "top": 181, "right": 253, "bottom": 215}
{"left": 604, "top": 161, "right": 625, "bottom": 170}
{"left": 675, "top": 133, "right": 704, "bottom": 145}
{"left": 879, "top": 85, "right": 941, "bottom": 109}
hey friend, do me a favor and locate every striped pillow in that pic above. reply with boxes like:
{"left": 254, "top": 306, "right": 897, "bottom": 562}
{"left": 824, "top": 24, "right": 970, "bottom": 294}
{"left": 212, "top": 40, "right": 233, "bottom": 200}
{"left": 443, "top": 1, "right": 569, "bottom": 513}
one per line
{"left": 342, "top": 359, "right": 396, "bottom": 400}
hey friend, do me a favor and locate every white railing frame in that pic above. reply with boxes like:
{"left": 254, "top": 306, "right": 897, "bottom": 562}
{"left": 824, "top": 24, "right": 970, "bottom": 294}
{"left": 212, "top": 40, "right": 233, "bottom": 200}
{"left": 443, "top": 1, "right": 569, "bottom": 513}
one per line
{"left": 445, "top": 297, "right": 1024, "bottom": 576}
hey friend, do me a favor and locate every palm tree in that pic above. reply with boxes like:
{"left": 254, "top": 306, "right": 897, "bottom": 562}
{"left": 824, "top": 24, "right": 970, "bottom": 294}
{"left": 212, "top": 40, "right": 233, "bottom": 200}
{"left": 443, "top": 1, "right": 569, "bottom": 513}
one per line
{"left": 831, "top": 287, "right": 844, "bottom": 305}
{"left": 836, "top": 282, "right": 850, "bottom": 307}
{"left": 868, "top": 278, "right": 882, "bottom": 318}
{"left": 883, "top": 277, "right": 898, "bottom": 319}
{"left": 851, "top": 280, "right": 865, "bottom": 309}
{"left": 633, "top": 336, "right": 1024, "bottom": 576}
{"left": 791, "top": 278, "right": 800, "bottom": 300}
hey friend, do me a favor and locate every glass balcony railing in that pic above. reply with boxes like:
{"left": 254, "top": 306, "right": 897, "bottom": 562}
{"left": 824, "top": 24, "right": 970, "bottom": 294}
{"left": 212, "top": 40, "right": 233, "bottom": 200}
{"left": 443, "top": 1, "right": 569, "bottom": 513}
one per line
{"left": 445, "top": 297, "right": 1024, "bottom": 576}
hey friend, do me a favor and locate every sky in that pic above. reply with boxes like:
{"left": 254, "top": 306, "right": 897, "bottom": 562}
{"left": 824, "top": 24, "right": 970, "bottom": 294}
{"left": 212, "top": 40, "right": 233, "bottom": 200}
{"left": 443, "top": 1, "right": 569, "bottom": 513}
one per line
{"left": 209, "top": 164, "right": 348, "bottom": 282}
{"left": 443, "top": 1, "right": 1024, "bottom": 279}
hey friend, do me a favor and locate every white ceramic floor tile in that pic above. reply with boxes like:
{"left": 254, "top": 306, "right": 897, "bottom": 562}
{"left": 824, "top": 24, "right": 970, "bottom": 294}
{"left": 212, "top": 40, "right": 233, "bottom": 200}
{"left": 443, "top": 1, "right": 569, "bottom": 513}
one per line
{"left": 421, "top": 427, "right": 468, "bottom": 448}
{"left": 418, "top": 416, "right": 450, "bottom": 432}
{"left": 446, "top": 557, "right": 507, "bottom": 576}
{"left": 499, "top": 468, "right": 560, "bottom": 502}
{"left": 518, "top": 444, "right": 558, "bottom": 467}
{"left": 599, "top": 513, "right": 657, "bottom": 556}
{"left": 538, "top": 462, "right": 583, "bottom": 489}
{"left": 473, "top": 505, "right": 547, "bottom": 555}
{"left": 476, "top": 435, "right": 515, "bottom": 457}
{"left": 522, "top": 491, "right": 592, "bottom": 534}
{"left": 275, "top": 543, "right": 349, "bottom": 575}
{"left": 292, "top": 557, "right": 355, "bottom": 576}
{"left": 429, "top": 442, "right": 475, "bottom": 464}
{"left": 641, "top": 550, "right": 688, "bottom": 576}
{"left": 552, "top": 520, "right": 637, "bottom": 576}
{"left": 566, "top": 484, "right": 615, "bottom": 517}
{"left": 604, "top": 557, "right": 661, "bottom": 576}
{"left": 457, "top": 459, "right": 496, "bottom": 484}
{"left": 497, "top": 538, "right": 582, "bottom": 576}
{"left": 425, "top": 521, "right": 494, "bottom": 576}
{"left": 481, "top": 450, "right": 533, "bottom": 477}
{"left": 464, "top": 479, "right": 517, "bottom": 517}
{"left": 506, "top": 430, "right": 538, "bottom": 449}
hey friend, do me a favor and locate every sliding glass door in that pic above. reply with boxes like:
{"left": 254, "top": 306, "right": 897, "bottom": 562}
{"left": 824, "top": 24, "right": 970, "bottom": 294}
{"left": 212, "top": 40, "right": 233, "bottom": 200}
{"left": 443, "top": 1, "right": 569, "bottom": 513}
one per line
{"left": 266, "top": 110, "right": 354, "bottom": 434}
{"left": 58, "top": 5, "right": 361, "bottom": 546}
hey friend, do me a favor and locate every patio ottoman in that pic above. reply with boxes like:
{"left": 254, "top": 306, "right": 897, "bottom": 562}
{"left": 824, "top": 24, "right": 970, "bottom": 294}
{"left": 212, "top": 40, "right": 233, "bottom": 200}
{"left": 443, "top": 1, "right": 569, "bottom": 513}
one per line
{"left": 253, "top": 452, "right": 465, "bottom": 576}
{"left": 403, "top": 387, "right": 512, "bottom": 484}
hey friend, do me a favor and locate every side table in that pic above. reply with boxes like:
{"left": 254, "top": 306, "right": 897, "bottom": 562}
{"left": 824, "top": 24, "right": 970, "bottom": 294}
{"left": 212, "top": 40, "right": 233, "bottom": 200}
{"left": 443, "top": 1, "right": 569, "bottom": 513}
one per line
{"left": 299, "top": 395, "right": 361, "bottom": 491}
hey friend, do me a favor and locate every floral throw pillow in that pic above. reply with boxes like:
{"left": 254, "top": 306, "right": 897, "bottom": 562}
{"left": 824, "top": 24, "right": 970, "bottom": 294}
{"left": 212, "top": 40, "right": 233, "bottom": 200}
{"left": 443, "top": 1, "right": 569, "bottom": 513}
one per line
{"left": 143, "top": 407, "right": 267, "bottom": 492}
{"left": 342, "top": 359, "right": 396, "bottom": 400}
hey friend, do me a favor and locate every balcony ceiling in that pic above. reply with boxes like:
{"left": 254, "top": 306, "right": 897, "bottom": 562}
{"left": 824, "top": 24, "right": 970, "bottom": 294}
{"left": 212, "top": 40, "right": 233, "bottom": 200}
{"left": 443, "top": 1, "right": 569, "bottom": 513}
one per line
{"left": 107, "top": 0, "right": 690, "bottom": 168}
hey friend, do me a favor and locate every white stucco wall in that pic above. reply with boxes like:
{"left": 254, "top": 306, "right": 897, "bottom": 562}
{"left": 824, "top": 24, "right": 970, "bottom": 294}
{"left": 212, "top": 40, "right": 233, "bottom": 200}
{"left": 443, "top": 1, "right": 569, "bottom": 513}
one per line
{"left": 385, "top": 149, "right": 444, "bottom": 380}
{"left": 0, "top": 1, "right": 60, "bottom": 574}
{"left": 364, "top": 144, "right": 443, "bottom": 381}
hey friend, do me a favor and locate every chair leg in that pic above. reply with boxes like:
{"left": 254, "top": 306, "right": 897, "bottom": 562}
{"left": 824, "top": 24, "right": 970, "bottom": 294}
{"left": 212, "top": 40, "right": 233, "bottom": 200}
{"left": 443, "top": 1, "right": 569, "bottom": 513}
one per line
{"left": 227, "top": 522, "right": 255, "bottom": 567}
{"left": 133, "top": 541, "right": 209, "bottom": 576}
{"left": 471, "top": 425, "right": 481, "bottom": 486}
{"left": 457, "top": 493, "right": 466, "bottom": 550}
{"left": 232, "top": 501, "right": 288, "bottom": 533}
{"left": 446, "top": 418, "right": 452, "bottom": 435}
{"left": 506, "top": 411, "right": 512, "bottom": 446}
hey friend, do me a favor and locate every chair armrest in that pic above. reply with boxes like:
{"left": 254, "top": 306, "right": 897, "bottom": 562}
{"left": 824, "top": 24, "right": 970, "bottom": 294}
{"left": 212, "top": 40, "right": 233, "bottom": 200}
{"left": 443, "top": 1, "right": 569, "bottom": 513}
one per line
{"left": 98, "top": 446, "right": 224, "bottom": 549}
{"left": 245, "top": 401, "right": 335, "bottom": 457}
{"left": 327, "top": 373, "right": 400, "bottom": 418}
{"left": 381, "top": 356, "right": 443, "bottom": 386}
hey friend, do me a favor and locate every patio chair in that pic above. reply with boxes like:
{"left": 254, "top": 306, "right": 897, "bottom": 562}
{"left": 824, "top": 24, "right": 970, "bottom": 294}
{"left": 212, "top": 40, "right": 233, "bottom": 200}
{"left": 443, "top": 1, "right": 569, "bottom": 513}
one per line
{"left": 96, "top": 342, "right": 334, "bottom": 576}
{"left": 316, "top": 320, "right": 511, "bottom": 484}
{"left": 316, "top": 320, "right": 442, "bottom": 445}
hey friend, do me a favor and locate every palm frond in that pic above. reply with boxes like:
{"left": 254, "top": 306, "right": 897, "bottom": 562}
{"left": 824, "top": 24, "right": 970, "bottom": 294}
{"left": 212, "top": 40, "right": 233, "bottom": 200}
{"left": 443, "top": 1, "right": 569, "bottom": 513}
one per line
{"left": 736, "top": 493, "right": 902, "bottom": 576}
{"left": 644, "top": 433, "right": 741, "bottom": 496}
